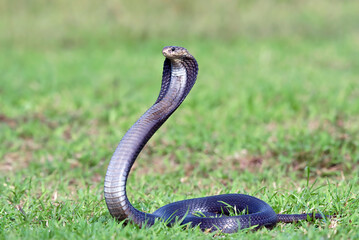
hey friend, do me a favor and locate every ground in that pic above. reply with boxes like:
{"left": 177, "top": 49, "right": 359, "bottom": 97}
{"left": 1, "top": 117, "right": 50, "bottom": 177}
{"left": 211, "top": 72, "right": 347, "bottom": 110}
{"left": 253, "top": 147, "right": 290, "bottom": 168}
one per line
{"left": 0, "top": 0, "right": 358, "bottom": 239}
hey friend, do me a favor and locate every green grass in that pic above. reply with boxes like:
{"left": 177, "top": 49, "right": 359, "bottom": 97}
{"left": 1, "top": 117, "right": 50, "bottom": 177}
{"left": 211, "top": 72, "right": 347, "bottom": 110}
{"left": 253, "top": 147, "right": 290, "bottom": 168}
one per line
{"left": 1, "top": 0, "right": 359, "bottom": 239}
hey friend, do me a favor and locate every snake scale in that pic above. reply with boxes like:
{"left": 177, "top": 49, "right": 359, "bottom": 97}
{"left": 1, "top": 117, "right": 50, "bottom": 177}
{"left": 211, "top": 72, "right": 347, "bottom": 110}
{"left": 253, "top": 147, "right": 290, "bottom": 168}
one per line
{"left": 104, "top": 46, "right": 329, "bottom": 233}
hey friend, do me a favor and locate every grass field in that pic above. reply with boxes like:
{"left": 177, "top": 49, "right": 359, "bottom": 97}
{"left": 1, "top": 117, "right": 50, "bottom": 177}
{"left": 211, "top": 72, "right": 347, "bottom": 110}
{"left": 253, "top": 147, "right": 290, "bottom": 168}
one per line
{"left": 1, "top": 0, "right": 359, "bottom": 239}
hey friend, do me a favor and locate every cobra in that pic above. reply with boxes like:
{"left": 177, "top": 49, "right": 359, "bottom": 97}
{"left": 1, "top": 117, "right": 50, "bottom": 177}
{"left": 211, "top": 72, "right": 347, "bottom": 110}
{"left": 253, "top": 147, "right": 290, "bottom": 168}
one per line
{"left": 104, "top": 46, "right": 329, "bottom": 233}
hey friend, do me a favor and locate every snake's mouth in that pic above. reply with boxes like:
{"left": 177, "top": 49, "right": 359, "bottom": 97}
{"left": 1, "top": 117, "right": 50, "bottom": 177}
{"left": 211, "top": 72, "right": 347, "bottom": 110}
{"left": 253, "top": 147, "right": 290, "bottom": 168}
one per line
{"left": 162, "top": 46, "right": 190, "bottom": 59}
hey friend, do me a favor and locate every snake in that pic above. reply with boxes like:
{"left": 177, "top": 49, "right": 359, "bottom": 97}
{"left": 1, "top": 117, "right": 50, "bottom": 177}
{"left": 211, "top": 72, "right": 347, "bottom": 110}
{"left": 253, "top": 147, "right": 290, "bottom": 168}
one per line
{"left": 104, "top": 46, "right": 329, "bottom": 233}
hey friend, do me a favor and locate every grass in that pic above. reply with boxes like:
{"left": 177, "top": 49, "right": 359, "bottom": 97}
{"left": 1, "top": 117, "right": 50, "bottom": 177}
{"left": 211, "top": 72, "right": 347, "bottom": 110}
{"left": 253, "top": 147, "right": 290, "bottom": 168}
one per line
{"left": 1, "top": 0, "right": 359, "bottom": 239}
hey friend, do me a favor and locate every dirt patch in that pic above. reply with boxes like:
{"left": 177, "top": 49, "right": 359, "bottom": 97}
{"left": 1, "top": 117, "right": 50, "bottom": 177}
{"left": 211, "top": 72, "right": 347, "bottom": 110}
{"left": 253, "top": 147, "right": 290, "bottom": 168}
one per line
{"left": 0, "top": 138, "right": 40, "bottom": 172}
{"left": 0, "top": 113, "right": 59, "bottom": 129}
{"left": 223, "top": 149, "right": 265, "bottom": 172}
{"left": 0, "top": 114, "right": 18, "bottom": 128}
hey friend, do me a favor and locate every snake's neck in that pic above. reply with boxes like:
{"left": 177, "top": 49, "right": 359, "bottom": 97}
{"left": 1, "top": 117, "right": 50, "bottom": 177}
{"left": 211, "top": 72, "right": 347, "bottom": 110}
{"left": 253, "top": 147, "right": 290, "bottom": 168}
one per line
{"left": 104, "top": 60, "right": 188, "bottom": 223}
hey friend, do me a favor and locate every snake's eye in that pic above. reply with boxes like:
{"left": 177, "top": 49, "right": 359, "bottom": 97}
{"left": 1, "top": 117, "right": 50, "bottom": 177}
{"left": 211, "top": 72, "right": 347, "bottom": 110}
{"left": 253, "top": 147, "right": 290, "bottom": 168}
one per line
{"left": 171, "top": 47, "right": 175, "bottom": 52}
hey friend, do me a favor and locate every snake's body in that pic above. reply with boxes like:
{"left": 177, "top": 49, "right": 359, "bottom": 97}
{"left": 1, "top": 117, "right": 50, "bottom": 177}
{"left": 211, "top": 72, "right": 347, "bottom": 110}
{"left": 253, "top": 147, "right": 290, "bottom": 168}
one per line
{"left": 104, "top": 46, "right": 328, "bottom": 233}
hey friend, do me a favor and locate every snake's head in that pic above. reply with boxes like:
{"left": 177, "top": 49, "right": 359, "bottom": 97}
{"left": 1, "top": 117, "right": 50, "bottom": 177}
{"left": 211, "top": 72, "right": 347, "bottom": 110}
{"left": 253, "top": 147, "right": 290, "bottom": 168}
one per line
{"left": 162, "top": 46, "right": 193, "bottom": 60}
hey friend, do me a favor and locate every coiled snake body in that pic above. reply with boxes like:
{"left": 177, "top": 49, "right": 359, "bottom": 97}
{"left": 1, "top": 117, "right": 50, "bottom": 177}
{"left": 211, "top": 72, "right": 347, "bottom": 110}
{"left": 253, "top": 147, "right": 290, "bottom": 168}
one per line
{"left": 104, "top": 46, "right": 328, "bottom": 233}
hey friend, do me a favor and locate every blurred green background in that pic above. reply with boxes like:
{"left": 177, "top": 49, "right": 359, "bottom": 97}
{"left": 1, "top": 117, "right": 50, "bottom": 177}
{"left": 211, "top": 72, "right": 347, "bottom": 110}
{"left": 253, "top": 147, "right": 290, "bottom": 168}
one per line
{"left": 2, "top": 0, "right": 359, "bottom": 46}
{"left": 1, "top": 0, "right": 358, "bottom": 239}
